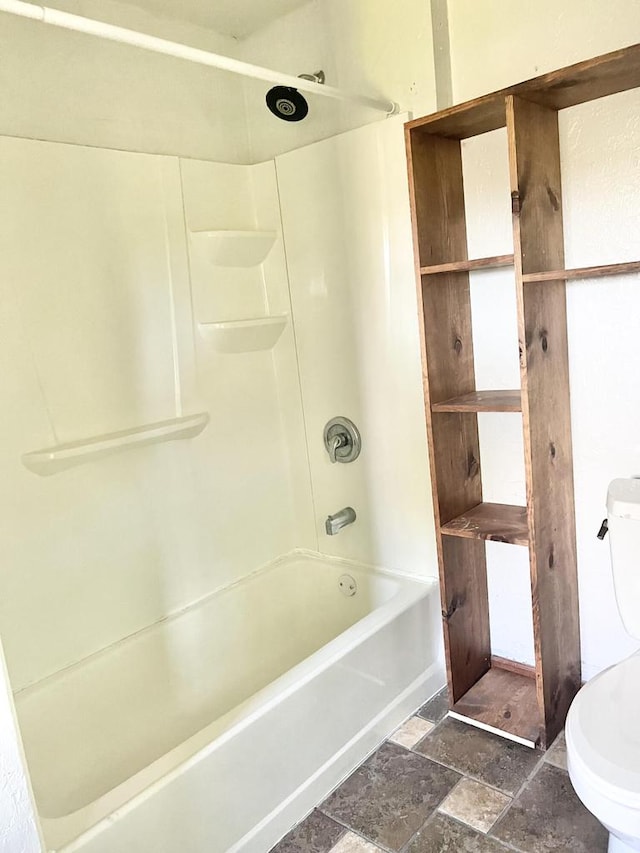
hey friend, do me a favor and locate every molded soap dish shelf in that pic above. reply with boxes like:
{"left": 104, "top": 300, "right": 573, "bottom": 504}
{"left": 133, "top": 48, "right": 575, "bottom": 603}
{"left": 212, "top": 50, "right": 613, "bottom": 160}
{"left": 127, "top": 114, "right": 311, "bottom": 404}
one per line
{"left": 198, "top": 316, "right": 287, "bottom": 353}
{"left": 22, "top": 412, "right": 209, "bottom": 476}
{"left": 190, "top": 230, "right": 277, "bottom": 267}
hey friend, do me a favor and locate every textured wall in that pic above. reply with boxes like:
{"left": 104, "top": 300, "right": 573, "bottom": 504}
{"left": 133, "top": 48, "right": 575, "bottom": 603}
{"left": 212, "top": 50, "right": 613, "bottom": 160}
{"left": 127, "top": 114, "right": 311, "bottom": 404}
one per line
{"left": 0, "top": 648, "right": 41, "bottom": 853}
{"left": 448, "top": 0, "right": 640, "bottom": 677}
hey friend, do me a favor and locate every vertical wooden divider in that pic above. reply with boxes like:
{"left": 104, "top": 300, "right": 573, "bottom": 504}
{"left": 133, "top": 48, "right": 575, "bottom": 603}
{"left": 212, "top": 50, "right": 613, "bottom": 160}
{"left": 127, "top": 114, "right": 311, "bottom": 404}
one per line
{"left": 506, "top": 95, "right": 581, "bottom": 748}
{"left": 406, "top": 128, "right": 491, "bottom": 703}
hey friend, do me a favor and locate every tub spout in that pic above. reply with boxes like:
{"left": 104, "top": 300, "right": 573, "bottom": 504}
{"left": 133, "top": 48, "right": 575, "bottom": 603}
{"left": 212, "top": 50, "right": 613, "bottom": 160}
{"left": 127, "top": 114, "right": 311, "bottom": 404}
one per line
{"left": 325, "top": 507, "right": 356, "bottom": 536}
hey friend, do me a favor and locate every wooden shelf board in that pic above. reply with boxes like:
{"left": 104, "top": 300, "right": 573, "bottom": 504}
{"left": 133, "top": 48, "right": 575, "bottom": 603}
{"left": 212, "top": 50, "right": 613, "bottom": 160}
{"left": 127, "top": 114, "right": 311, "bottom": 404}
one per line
{"left": 441, "top": 503, "right": 529, "bottom": 546}
{"left": 451, "top": 666, "right": 542, "bottom": 747}
{"left": 432, "top": 390, "right": 521, "bottom": 413}
{"left": 406, "top": 42, "right": 640, "bottom": 139}
{"left": 522, "top": 260, "right": 640, "bottom": 283}
{"left": 420, "top": 255, "right": 514, "bottom": 275}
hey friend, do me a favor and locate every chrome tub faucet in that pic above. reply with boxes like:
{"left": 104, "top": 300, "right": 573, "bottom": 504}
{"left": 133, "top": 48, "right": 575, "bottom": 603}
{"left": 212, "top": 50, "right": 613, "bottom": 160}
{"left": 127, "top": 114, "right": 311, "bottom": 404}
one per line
{"left": 325, "top": 507, "right": 356, "bottom": 536}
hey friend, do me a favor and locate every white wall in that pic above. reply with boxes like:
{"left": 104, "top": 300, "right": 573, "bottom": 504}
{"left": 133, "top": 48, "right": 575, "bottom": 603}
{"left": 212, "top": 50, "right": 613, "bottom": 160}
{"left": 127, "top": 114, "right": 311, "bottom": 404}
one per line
{"left": 448, "top": 0, "right": 640, "bottom": 100}
{"left": 447, "top": 0, "right": 640, "bottom": 678}
{"left": 0, "top": 0, "right": 249, "bottom": 162}
{"left": 0, "top": 648, "right": 41, "bottom": 853}
{"left": 277, "top": 115, "right": 437, "bottom": 576}
{"left": 239, "top": 0, "right": 437, "bottom": 162}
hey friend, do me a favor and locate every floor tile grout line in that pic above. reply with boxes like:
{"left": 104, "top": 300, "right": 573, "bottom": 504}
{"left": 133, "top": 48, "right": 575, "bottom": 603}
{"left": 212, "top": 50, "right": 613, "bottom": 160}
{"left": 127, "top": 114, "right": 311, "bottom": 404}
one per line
{"left": 283, "top": 693, "right": 568, "bottom": 853}
{"left": 317, "top": 808, "right": 394, "bottom": 853}
{"left": 436, "top": 775, "right": 514, "bottom": 835}
{"left": 306, "top": 732, "right": 567, "bottom": 853}
{"left": 274, "top": 699, "right": 573, "bottom": 853}
{"left": 397, "top": 807, "right": 444, "bottom": 853}
{"left": 434, "top": 810, "right": 534, "bottom": 853}
{"left": 320, "top": 743, "right": 462, "bottom": 853}
{"left": 487, "top": 737, "right": 568, "bottom": 844}
{"left": 395, "top": 802, "right": 526, "bottom": 853}
{"left": 404, "top": 742, "right": 526, "bottom": 800}
{"left": 407, "top": 717, "right": 569, "bottom": 800}
{"left": 400, "top": 718, "right": 572, "bottom": 850}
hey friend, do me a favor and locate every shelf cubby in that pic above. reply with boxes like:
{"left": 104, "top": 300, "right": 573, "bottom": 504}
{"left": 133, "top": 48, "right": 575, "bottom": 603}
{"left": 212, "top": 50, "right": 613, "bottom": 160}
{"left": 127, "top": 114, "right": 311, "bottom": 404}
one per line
{"left": 441, "top": 503, "right": 529, "bottom": 547}
{"left": 450, "top": 665, "right": 541, "bottom": 747}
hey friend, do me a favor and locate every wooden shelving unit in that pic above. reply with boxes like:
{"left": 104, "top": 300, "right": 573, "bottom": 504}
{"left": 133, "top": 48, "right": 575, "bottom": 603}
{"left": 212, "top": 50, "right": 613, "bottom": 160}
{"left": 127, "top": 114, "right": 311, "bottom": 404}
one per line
{"left": 406, "top": 42, "right": 640, "bottom": 749}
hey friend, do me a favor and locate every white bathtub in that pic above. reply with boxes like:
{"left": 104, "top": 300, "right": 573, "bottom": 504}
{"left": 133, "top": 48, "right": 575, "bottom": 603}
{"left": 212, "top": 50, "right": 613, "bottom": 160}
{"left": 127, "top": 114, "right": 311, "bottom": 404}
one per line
{"left": 14, "top": 550, "right": 443, "bottom": 853}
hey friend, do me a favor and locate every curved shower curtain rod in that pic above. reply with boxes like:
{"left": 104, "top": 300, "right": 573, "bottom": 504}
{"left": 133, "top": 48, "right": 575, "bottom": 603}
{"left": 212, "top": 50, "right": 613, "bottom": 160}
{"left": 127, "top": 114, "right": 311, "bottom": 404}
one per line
{"left": 0, "top": 0, "right": 399, "bottom": 115}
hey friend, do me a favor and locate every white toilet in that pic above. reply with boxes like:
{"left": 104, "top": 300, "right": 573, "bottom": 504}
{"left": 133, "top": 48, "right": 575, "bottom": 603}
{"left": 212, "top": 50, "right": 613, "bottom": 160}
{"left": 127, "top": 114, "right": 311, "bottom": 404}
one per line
{"left": 566, "top": 478, "right": 640, "bottom": 853}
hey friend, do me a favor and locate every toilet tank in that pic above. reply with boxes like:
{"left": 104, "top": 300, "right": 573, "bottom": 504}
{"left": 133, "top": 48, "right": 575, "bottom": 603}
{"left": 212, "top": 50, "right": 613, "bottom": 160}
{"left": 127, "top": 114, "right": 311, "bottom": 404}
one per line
{"left": 607, "top": 478, "right": 640, "bottom": 640}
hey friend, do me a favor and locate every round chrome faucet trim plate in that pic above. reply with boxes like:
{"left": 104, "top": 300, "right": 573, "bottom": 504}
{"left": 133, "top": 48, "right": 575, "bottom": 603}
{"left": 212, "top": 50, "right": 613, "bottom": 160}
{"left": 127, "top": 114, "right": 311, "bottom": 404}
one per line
{"left": 323, "top": 416, "right": 361, "bottom": 464}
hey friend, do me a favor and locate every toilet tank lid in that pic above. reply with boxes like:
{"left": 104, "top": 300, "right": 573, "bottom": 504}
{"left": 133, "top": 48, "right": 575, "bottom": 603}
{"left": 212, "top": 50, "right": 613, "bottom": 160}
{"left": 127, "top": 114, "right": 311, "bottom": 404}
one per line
{"left": 608, "top": 478, "right": 640, "bottom": 520}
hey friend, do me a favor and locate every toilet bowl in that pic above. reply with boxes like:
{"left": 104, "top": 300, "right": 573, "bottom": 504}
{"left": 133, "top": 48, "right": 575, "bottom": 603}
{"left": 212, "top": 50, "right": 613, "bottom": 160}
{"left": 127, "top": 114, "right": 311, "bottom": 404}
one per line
{"left": 566, "top": 651, "right": 640, "bottom": 852}
{"left": 566, "top": 480, "right": 640, "bottom": 851}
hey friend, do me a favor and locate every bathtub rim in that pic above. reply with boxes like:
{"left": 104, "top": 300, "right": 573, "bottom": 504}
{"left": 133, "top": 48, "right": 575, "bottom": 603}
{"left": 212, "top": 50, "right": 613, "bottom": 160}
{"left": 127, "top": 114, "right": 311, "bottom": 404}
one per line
{"left": 24, "top": 550, "right": 437, "bottom": 851}
{"left": 14, "top": 548, "right": 431, "bottom": 699}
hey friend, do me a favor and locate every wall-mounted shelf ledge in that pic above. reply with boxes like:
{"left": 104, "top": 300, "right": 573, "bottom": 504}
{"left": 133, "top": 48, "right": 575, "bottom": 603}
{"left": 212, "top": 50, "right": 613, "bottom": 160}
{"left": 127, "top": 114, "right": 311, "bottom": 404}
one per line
{"left": 190, "top": 230, "right": 277, "bottom": 268}
{"left": 432, "top": 390, "right": 522, "bottom": 413}
{"left": 198, "top": 315, "right": 288, "bottom": 353}
{"left": 420, "top": 254, "right": 514, "bottom": 275}
{"left": 522, "top": 260, "right": 640, "bottom": 283}
{"left": 441, "top": 503, "right": 529, "bottom": 546}
{"left": 22, "top": 413, "right": 210, "bottom": 476}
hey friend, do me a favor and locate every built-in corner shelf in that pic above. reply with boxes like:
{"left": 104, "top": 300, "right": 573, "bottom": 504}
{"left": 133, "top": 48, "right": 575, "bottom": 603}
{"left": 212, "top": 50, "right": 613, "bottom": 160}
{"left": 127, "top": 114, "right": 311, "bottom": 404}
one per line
{"left": 198, "top": 316, "right": 287, "bottom": 353}
{"left": 22, "top": 412, "right": 210, "bottom": 476}
{"left": 190, "top": 230, "right": 277, "bottom": 268}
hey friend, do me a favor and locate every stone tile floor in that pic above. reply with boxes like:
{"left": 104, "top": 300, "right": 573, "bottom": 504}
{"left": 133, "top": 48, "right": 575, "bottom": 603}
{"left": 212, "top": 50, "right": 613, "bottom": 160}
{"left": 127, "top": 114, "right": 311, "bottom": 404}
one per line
{"left": 271, "top": 689, "right": 607, "bottom": 853}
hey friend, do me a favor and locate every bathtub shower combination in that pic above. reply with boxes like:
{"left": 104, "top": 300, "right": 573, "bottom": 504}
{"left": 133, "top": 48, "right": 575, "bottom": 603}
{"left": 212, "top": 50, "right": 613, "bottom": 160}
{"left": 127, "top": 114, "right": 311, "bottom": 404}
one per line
{"left": 16, "top": 553, "right": 441, "bottom": 853}
{"left": 0, "top": 3, "right": 444, "bottom": 852}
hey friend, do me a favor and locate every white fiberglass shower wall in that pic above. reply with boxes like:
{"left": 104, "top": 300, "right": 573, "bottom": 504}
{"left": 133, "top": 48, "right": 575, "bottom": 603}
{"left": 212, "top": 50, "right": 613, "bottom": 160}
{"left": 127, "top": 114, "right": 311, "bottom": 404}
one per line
{"left": 0, "top": 1, "right": 442, "bottom": 849}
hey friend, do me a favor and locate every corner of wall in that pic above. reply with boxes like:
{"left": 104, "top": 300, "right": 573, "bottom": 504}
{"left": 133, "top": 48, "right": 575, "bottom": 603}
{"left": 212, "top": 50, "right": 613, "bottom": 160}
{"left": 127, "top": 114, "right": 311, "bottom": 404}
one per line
{"left": 0, "top": 643, "right": 43, "bottom": 853}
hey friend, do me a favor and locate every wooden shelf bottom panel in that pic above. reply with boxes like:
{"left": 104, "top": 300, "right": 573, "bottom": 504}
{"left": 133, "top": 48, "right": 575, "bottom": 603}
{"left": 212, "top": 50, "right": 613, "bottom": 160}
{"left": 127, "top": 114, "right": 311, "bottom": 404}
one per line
{"left": 451, "top": 667, "right": 542, "bottom": 746}
{"left": 441, "top": 503, "right": 529, "bottom": 546}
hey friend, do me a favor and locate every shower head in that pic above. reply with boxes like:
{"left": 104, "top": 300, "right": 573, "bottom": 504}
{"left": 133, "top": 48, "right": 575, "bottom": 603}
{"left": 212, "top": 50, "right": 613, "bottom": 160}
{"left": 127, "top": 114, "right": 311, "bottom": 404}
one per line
{"left": 265, "top": 70, "right": 325, "bottom": 122}
{"left": 266, "top": 86, "right": 309, "bottom": 122}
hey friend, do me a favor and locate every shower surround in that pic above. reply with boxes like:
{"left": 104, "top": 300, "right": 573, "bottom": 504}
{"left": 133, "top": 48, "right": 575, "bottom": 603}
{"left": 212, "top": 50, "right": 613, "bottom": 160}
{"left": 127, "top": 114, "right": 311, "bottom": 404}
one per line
{"left": 0, "top": 113, "right": 440, "bottom": 851}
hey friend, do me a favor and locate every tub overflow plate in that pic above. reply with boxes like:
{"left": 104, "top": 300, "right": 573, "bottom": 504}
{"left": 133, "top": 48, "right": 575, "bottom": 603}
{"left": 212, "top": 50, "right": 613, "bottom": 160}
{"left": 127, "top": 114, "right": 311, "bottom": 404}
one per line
{"left": 339, "top": 574, "right": 357, "bottom": 597}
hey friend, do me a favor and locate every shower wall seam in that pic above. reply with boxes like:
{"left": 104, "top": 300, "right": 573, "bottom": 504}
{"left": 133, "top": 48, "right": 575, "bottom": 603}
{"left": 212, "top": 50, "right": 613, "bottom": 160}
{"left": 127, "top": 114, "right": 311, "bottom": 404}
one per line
{"left": 273, "top": 155, "right": 320, "bottom": 553}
